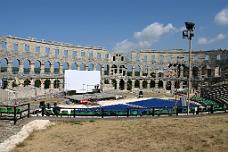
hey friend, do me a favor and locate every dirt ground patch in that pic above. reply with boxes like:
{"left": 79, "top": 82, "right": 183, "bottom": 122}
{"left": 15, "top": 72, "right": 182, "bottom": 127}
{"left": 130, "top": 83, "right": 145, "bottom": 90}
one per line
{"left": 12, "top": 114, "right": 228, "bottom": 152}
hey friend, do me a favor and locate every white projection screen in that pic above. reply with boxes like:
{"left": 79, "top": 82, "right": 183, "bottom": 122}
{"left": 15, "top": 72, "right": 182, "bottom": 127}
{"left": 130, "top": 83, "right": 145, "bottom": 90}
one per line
{"left": 64, "top": 70, "right": 101, "bottom": 93}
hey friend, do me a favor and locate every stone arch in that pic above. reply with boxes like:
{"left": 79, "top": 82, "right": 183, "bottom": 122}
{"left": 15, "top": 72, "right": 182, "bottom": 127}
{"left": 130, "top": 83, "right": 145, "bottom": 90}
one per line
{"left": 135, "top": 65, "right": 141, "bottom": 76}
{"left": 34, "top": 79, "right": 41, "bottom": 88}
{"left": 0, "top": 58, "right": 8, "bottom": 72}
{"left": 166, "top": 81, "right": 171, "bottom": 90}
{"left": 54, "top": 62, "right": 60, "bottom": 74}
{"left": 150, "top": 71, "right": 156, "bottom": 78}
{"left": 175, "top": 81, "right": 180, "bottom": 89}
{"left": 54, "top": 79, "right": 60, "bottom": 88}
{"left": 44, "top": 61, "right": 51, "bottom": 74}
{"left": 12, "top": 58, "right": 20, "bottom": 74}
{"left": 96, "top": 64, "right": 102, "bottom": 71}
{"left": 62, "top": 62, "right": 69, "bottom": 73}
{"left": 111, "top": 64, "right": 117, "bottom": 75}
{"left": 34, "top": 60, "right": 41, "bottom": 74}
{"left": 119, "top": 79, "right": 125, "bottom": 90}
{"left": 88, "top": 63, "right": 94, "bottom": 71}
{"left": 112, "top": 79, "right": 117, "bottom": 89}
{"left": 127, "top": 65, "right": 133, "bottom": 76}
{"left": 143, "top": 66, "right": 148, "bottom": 76}
{"left": 24, "top": 79, "right": 31, "bottom": 86}
{"left": 150, "top": 80, "right": 155, "bottom": 88}
{"left": 119, "top": 65, "right": 126, "bottom": 76}
{"left": 135, "top": 80, "right": 140, "bottom": 88}
{"left": 71, "top": 62, "right": 78, "bottom": 70}
{"left": 127, "top": 79, "right": 132, "bottom": 90}
{"left": 158, "top": 72, "right": 164, "bottom": 78}
{"left": 103, "top": 64, "right": 109, "bottom": 75}
{"left": 23, "top": 59, "right": 31, "bottom": 74}
{"left": 158, "top": 80, "right": 163, "bottom": 88}
{"left": 44, "top": 79, "right": 51, "bottom": 89}
{"left": 80, "top": 63, "right": 86, "bottom": 71}
{"left": 192, "top": 66, "right": 199, "bottom": 78}
{"left": 142, "top": 80, "right": 148, "bottom": 89}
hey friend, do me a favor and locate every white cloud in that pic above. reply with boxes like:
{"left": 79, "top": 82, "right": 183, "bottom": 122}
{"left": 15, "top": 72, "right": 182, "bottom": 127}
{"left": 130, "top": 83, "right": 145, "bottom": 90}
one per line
{"left": 215, "top": 8, "right": 228, "bottom": 25}
{"left": 198, "top": 33, "right": 226, "bottom": 45}
{"left": 114, "top": 22, "right": 176, "bottom": 52}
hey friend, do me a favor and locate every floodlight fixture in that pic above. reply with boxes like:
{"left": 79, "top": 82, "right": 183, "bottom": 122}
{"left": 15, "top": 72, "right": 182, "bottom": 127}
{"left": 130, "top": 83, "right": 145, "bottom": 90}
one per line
{"left": 185, "top": 22, "right": 195, "bottom": 31}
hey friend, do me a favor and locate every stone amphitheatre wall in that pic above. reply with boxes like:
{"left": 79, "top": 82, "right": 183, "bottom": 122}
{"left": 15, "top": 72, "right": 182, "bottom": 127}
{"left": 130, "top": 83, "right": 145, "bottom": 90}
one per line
{"left": 0, "top": 35, "right": 227, "bottom": 101}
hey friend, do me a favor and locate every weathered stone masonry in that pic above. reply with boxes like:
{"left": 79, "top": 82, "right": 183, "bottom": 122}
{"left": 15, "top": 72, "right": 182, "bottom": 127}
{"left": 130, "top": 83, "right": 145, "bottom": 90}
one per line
{"left": 0, "top": 35, "right": 227, "bottom": 99}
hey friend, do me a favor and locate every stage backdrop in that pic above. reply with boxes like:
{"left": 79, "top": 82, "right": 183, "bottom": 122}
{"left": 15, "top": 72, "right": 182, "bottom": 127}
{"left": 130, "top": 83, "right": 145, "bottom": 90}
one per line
{"left": 64, "top": 70, "right": 100, "bottom": 93}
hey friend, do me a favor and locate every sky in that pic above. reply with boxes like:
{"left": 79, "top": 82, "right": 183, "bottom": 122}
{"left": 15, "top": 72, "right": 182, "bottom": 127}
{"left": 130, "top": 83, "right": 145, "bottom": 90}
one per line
{"left": 0, "top": 0, "right": 228, "bottom": 52}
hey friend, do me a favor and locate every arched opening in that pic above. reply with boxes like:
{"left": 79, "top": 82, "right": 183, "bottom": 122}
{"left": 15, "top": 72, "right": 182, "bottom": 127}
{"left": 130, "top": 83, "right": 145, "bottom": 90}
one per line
{"left": 54, "top": 62, "right": 60, "bottom": 74}
{"left": 23, "top": 59, "right": 31, "bottom": 74}
{"left": 44, "top": 61, "right": 51, "bottom": 74}
{"left": 35, "top": 80, "right": 41, "bottom": 88}
{"left": 71, "top": 62, "right": 78, "bottom": 70}
{"left": 119, "top": 79, "right": 125, "bottom": 90}
{"left": 119, "top": 65, "right": 126, "bottom": 76}
{"left": 24, "top": 79, "right": 31, "bottom": 87}
{"left": 135, "top": 65, "right": 140, "bottom": 76}
{"left": 112, "top": 79, "right": 117, "bottom": 89}
{"left": 142, "top": 80, "right": 148, "bottom": 89}
{"left": 12, "top": 59, "right": 20, "bottom": 74}
{"left": 166, "top": 81, "right": 171, "bottom": 90}
{"left": 80, "top": 63, "right": 85, "bottom": 71}
{"left": 150, "top": 72, "right": 156, "bottom": 78}
{"left": 44, "top": 79, "right": 51, "bottom": 89}
{"left": 135, "top": 80, "right": 140, "bottom": 88}
{"left": 192, "top": 66, "right": 199, "bottom": 78}
{"left": 111, "top": 64, "right": 117, "bottom": 75}
{"left": 158, "top": 72, "right": 164, "bottom": 78}
{"left": 54, "top": 79, "right": 60, "bottom": 88}
{"left": 88, "top": 63, "right": 94, "bottom": 71}
{"left": 63, "top": 62, "right": 69, "bottom": 73}
{"left": 158, "top": 80, "right": 163, "bottom": 88}
{"left": 175, "top": 81, "right": 180, "bottom": 89}
{"left": 143, "top": 66, "right": 148, "bottom": 76}
{"left": 127, "top": 65, "right": 133, "bottom": 76}
{"left": 150, "top": 80, "right": 155, "bottom": 88}
{"left": 104, "top": 64, "right": 109, "bottom": 75}
{"left": 104, "top": 79, "right": 109, "bottom": 84}
{"left": 127, "top": 79, "right": 132, "bottom": 90}
{"left": 96, "top": 64, "right": 102, "bottom": 71}
{"left": 34, "top": 60, "right": 41, "bottom": 74}
{"left": 0, "top": 58, "right": 8, "bottom": 72}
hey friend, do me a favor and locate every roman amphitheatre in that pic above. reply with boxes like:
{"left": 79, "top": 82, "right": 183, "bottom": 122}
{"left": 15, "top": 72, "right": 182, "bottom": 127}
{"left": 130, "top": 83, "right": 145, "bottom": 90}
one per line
{"left": 0, "top": 35, "right": 228, "bottom": 152}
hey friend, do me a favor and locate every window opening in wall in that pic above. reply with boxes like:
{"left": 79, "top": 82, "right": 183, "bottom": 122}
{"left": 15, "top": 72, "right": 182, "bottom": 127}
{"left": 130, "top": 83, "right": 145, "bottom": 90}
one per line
{"left": 113, "top": 56, "right": 115, "bottom": 61}
{"left": 45, "top": 47, "right": 50, "bottom": 56}
{"left": 121, "top": 56, "right": 124, "bottom": 61}
{"left": 1, "top": 41, "right": 7, "bottom": 49}
{"left": 24, "top": 44, "right": 30, "bottom": 52}
{"left": 89, "top": 51, "right": 93, "bottom": 58}
{"left": 35, "top": 46, "right": 40, "bottom": 53}
{"left": 81, "top": 50, "right": 85, "bottom": 57}
{"left": 72, "top": 51, "right": 77, "bottom": 57}
{"left": 55, "top": 49, "right": 59, "bottom": 57}
{"left": 97, "top": 53, "right": 101, "bottom": 59}
{"left": 105, "top": 54, "right": 109, "bottom": 59}
{"left": 13, "top": 43, "right": 18, "bottom": 51}
{"left": 144, "top": 55, "right": 147, "bottom": 62}
{"left": 64, "top": 50, "right": 68, "bottom": 57}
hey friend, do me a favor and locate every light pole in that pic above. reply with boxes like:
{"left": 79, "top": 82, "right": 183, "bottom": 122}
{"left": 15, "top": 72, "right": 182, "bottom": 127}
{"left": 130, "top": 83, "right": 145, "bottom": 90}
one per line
{"left": 183, "top": 22, "right": 195, "bottom": 115}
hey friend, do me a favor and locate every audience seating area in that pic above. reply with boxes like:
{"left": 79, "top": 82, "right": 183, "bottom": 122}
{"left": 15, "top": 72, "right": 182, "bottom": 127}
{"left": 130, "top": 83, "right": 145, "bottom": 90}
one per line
{"left": 200, "top": 84, "right": 228, "bottom": 105}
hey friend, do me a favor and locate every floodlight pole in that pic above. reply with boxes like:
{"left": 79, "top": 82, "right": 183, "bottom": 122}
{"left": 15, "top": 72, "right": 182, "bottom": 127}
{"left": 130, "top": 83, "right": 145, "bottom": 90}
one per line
{"left": 183, "top": 22, "right": 195, "bottom": 115}
{"left": 187, "top": 33, "right": 192, "bottom": 115}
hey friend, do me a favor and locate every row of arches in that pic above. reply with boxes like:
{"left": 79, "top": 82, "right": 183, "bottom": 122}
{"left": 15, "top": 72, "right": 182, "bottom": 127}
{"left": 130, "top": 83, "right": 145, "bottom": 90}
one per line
{"left": 9, "top": 79, "right": 61, "bottom": 89}
{"left": 105, "top": 79, "right": 187, "bottom": 91}
{"left": 0, "top": 58, "right": 220, "bottom": 78}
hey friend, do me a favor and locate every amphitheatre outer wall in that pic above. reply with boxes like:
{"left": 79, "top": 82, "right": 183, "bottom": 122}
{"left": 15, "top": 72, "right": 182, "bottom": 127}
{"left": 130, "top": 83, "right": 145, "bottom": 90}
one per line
{"left": 0, "top": 35, "right": 227, "bottom": 101}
